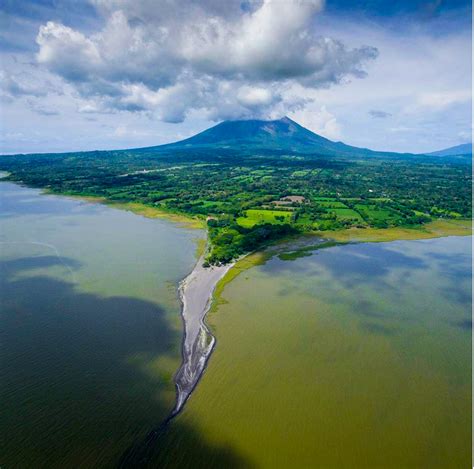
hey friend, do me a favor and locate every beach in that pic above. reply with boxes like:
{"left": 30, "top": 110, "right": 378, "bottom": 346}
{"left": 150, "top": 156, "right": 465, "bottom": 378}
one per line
{"left": 173, "top": 257, "right": 235, "bottom": 415}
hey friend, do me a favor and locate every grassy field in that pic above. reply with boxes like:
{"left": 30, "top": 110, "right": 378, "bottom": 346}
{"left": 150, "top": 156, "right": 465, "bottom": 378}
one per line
{"left": 317, "top": 218, "right": 471, "bottom": 242}
{"left": 317, "top": 202, "right": 348, "bottom": 209}
{"left": 355, "top": 203, "right": 402, "bottom": 222}
{"left": 331, "top": 208, "right": 365, "bottom": 221}
{"left": 313, "top": 197, "right": 348, "bottom": 208}
{"left": 236, "top": 209, "right": 293, "bottom": 228}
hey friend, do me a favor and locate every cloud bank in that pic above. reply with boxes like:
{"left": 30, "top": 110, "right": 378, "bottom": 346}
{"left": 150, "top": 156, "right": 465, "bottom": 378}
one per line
{"left": 34, "top": 0, "right": 378, "bottom": 122}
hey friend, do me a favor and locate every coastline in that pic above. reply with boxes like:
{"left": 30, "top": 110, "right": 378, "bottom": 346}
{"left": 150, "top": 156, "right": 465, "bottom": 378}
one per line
{"left": 3, "top": 179, "right": 471, "bottom": 417}
{"left": 60, "top": 194, "right": 205, "bottom": 230}
{"left": 172, "top": 256, "right": 235, "bottom": 416}
{"left": 4, "top": 177, "right": 470, "bottom": 244}
{"left": 314, "top": 218, "right": 472, "bottom": 242}
{"left": 206, "top": 220, "right": 472, "bottom": 328}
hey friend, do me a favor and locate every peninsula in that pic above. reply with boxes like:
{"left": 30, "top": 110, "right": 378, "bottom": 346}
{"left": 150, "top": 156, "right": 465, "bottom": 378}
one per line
{"left": 0, "top": 118, "right": 471, "bottom": 417}
{"left": 0, "top": 117, "right": 470, "bottom": 266}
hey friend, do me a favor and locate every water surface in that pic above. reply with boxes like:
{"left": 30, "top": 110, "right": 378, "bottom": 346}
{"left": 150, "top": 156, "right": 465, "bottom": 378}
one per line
{"left": 0, "top": 182, "right": 205, "bottom": 467}
{"left": 156, "top": 236, "right": 472, "bottom": 468}
{"left": 1, "top": 182, "right": 471, "bottom": 468}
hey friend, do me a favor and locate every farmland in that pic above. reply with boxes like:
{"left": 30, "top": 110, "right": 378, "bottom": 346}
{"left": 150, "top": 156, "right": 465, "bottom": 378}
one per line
{"left": 237, "top": 209, "right": 294, "bottom": 228}
{"left": 0, "top": 147, "right": 470, "bottom": 264}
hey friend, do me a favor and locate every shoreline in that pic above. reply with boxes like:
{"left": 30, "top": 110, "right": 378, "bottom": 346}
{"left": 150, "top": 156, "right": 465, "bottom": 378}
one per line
{"left": 56, "top": 194, "right": 206, "bottom": 230}
{"left": 313, "top": 218, "right": 471, "bottom": 243}
{"left": 5, "top": 178, "right": 469, "bottom": 244}
{"left": 171, "top": 256, "right": 235, "bottom": 416}
{"left": 4, "top": 178, "right": 205, "bottom": 230}
{"left": 2, "top": 180, "right": 471, "bottom": 416}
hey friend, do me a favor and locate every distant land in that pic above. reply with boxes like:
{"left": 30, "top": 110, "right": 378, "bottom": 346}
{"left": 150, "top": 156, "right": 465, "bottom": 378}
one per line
{"left": 134, "top": 117, "right": 471, "bottom": 162}
{"left": 1, "top": 117, "right": 471, "bottom": 162}
{"left": 144, "top": 116, "right": 388, "bottom": 158}
{"left": 426, "top": 142, "right": 472, "bottom": 157}
{"left": 0, "top": 116, "right": 471, "bottom": 265}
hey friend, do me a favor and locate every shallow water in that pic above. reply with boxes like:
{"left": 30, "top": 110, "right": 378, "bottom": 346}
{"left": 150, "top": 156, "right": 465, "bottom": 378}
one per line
{"left": 0, "top": 182, "right": 205, "bottom": 467}
{"left": 1, "top": 181, "right": 471, "bottom": 468}
{"left": 157, "top": 236, "right": 472, "bottom": 468}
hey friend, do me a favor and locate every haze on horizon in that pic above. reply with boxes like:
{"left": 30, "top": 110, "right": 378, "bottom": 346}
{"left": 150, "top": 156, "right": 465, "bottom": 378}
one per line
{"left": 0, "top": 0, "right": 472, "bottom": 154}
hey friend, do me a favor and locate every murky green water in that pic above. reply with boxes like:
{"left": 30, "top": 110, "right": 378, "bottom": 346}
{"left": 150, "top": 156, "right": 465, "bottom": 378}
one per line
{"left": 0, "top": 182, "right": 205, "bottom": 468}
{"left": 1, "top": 181, "right": 471, "bottom": 468}
{"left": 157, "top": 236, "right": 472, "bottom": 468}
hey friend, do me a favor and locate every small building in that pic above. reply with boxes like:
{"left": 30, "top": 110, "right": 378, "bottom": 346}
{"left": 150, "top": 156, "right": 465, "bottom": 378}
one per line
{"left": 281, "top": 195, "right": 306, "bottom": 203}
{"left": 272, "top": 195, "right": 306, "bottom": 206}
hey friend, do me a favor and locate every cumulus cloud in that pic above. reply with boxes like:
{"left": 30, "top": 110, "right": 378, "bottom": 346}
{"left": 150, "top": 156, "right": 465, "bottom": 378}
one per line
{"left": 34, "top": 0, "right": 378, "bottom": 122}
{"left": 290, "top": 105, "right": 342, "bottom": 140}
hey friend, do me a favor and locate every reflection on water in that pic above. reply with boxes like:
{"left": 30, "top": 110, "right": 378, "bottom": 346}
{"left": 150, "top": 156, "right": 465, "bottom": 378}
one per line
{"left": 1, "top": 182, "right": 212, "bottom": 467}
{"left": 157, "top": 236, "right": 471, "bottom": 468}
{"left": 1, "top": 181, "right": 471, "bottom": 468}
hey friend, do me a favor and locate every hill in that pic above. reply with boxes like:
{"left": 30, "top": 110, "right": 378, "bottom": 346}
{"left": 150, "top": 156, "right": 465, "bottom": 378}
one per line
{"left": 427, "top": 143, "right": 472, "bottom": 157}
{"left": 142, "top": 117, "right": 407, "bottom": 159}
{"left": 0, "top": 116, "right": 470, "bottom": 265}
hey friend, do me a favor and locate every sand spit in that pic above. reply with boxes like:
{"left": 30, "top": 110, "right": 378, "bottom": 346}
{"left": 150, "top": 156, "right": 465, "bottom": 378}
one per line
{"left": 172, "top": 258, "right": 234, "bottom": 415}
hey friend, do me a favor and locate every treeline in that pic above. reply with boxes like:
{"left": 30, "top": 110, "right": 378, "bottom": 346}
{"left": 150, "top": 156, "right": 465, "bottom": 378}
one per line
{"left": 0, "top": 147, "right": 471, "bottom": 265}
{"left": 206, "top": 220, "right": 298, "bottom": 265}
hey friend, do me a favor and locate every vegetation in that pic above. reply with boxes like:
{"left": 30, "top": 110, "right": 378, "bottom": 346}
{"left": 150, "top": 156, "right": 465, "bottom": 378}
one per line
{"left": 0, "top": 146, "right": 470, "bottom": 264}
{"left": 236, "top": 209, "right": 293, "bottom": 228}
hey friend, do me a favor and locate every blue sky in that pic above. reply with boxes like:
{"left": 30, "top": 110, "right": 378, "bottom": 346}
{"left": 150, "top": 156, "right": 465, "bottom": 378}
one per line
{"left": 0, "top": 0, "right": 471, "bottom": 154}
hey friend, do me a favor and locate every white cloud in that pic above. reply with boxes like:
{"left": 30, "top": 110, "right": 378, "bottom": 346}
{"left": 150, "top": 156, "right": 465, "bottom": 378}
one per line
{"left": 77, "top": 103, "right": 102, "bottom": 113}
{"left": 2, "top": 0, "right": 471, "bottom": 154}
{"left": 236, "top": 86, "right": 276, "bottom": 108}
{"left": 0, "top": 70, "right": 53, "bottom": 98}
{"left": 416, "top": 90, "right": 471, "bottom": 109}
{"left": 292, "top": 16, "right": 472, "bottom": 152}
{"left": 110, "top": 124, "right": 155, "bottom": 138}
{"left": 33, "top": 0, "right": 378, "bottom": 122}
{"left": 290, "top": 105, "right": 342, "bottom": 140}
{"left": 37, "top": 21, "right": 101, "bottom": 82}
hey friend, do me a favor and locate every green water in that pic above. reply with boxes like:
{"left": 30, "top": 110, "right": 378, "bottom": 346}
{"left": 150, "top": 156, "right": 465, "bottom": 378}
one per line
{"left": 0, "top": 182, "right": 206, "bottom": 467}
{"left": 156, "top": 237, "right": 472, "bottom": 468}
{"left": 1, "top": 181, "right": 471, "bottom": 468}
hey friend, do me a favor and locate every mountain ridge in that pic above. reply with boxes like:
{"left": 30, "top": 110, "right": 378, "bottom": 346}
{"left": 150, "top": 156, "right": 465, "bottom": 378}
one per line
{"left": 145, "top": 116, "right": 470, "bottom": 162}
{"left": 142, "top": 116, "right": 401, "bottom": 158}
{"left": 426, "top": 143, "right": 472, "bottom": 157}
{"left": 3, "top": 117, "right": 470, "bottom": 162}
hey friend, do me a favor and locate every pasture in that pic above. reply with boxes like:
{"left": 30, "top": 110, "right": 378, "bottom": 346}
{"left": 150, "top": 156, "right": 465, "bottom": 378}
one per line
{"left": 237, "top": 209, "right": 293, "bottom": 227}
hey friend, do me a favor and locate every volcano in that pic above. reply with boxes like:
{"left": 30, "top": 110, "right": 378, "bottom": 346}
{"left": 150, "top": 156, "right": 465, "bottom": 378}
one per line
{"left": 135, "top": 116, "right": 469, "bottom": 161}
{"left": 144, "top": 116, "right": 387, "bottom": 158}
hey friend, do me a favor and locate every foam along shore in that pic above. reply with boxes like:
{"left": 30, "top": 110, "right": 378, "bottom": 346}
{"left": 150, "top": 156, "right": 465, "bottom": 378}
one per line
{"left": 172, "top": 257, "right": 235, "bottom": 416}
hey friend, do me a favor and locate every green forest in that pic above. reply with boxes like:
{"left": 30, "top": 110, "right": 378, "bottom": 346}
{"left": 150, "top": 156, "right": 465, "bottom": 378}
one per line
{"left": 0, "top": 148, "right": 471, "bottom": 264}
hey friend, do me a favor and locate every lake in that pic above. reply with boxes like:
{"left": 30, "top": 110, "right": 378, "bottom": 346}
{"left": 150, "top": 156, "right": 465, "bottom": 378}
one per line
{"left": 155, "top": 236, "right": 472, "bottom": 468}
{"left": 1, "top": 181, "right": 471, "bottom": 468}
{"left": 0, "top": 181, "right": 204, "bottom": 467}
